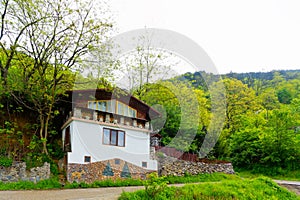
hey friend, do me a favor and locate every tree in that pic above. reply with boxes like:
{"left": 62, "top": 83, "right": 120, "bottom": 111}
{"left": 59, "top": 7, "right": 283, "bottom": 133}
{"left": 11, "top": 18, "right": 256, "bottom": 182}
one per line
{"left": 118, "top": 30, "right": 176, "bottom": 93}
{"left": 213, "top": 78, "right": 260, "bottom": 133}
{"left": 277, "top": 88, "right": 292, "bottom": 104}
{"left": 229, "top": 127, "right": 263, "bottom": 168}
{"left": 136, "top": 81, "right": 209, "bottom": 152}
{"left": 1, "top": 0, "right": 114, "bottom": 154}
{"left": 261, "top": 110, "right": 300, "bottom": 169}
{"left": 259, "top": 88, "right": 279, "bottom": 118}
{"left": 0, "top": 0, "right": 40, "bottom": 86}
{"left": 210, "top": 78, "right": 261, "bottom": 157}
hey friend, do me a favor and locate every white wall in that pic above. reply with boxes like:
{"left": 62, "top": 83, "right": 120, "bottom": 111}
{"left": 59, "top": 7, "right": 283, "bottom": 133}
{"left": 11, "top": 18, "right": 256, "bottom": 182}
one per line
{"left": 63, "top": 120, "right": 157, "bottom": 171}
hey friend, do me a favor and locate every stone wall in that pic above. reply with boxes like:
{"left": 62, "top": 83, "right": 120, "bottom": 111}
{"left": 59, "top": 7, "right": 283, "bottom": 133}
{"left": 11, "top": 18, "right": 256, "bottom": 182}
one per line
{"left": 0, "top": 162, "right": 50, "bottom": 183}
{"left": 158, "top": 155, "right": 235, "bottom": 176}
{"left": 68, "top": 158, "right": 155, "bottom": 183}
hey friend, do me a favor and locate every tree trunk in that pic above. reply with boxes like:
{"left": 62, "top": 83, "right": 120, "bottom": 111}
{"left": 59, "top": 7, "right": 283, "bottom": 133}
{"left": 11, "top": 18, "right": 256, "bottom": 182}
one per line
{"left": 39, "top": 114, "right": 48, "bottom": 154}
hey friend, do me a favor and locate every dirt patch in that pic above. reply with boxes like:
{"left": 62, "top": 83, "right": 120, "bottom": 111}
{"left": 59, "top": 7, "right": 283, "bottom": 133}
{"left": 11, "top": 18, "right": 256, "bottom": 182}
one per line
{"left": 279, "top": 184, "right": 300, "bottom": 196}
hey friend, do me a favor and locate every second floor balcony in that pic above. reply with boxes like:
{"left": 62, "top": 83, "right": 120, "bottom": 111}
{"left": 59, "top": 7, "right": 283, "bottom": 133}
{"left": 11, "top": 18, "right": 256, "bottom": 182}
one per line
{"left": 64, "top": 107, "right": 151, "bottom": 131}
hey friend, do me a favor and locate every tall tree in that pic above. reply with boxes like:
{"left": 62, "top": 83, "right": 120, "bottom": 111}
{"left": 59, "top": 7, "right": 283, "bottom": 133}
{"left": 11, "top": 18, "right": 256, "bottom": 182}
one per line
{"left": 2, "top": 0, "right": 113, "bottom": 154}
{"left": 118, "top": 30, "right": 176, "bottom": 93}
{"left": 211, "top": 78, "right": 260, "bottom": 157}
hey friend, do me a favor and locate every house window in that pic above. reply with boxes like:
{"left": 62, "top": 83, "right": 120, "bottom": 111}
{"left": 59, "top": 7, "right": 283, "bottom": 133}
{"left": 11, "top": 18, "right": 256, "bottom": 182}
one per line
{"left": 84, "top": 156, "right": 91, "bottom": 163}
{"left": 115, "top": 159, "right": 120, "bottom": 165}
{"left": 117, "top": 101, "right": 137, "bottom": 118}
{"left": 142, "top": 162, "right": 147, "bottom": 168}
{"left": 88, "top": 100, "right": 135, "bottom": 118}
{"left": 103, "top": 128, "right": 125, "bottom": 147}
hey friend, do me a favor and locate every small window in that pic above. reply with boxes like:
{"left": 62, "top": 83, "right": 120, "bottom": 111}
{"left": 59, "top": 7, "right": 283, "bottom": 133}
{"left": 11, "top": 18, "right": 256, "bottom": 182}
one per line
{"left": 115, "top": 159, "right": 120, "bottom": 165}
{"left": 142, "top": 162, "right": 147, "bottom": 168}
{"left": 84, "top": 156, "right": 91, "bottom": 163}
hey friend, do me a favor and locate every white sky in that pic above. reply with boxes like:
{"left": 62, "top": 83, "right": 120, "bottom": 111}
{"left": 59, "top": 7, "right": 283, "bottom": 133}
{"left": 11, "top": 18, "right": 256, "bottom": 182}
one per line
{"left": 110, "top": 0, "right": 300, "bottom": 74}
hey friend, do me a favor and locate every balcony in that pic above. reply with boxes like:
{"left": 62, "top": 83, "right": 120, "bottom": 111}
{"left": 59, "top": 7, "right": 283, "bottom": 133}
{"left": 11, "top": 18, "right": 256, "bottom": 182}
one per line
{"left": 63, "top": 107, "right": 151, "bottom": 131}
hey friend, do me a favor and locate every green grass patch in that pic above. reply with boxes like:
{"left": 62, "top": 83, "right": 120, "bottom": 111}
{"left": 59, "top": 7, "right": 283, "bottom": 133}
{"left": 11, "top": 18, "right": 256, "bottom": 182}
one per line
{"left": 0, "top": 177, "right": 62, "bottom": 190}
{"left": 119, "top": 177, "right": 300, "bottom": 200}
{"left": 64, "top": 178, "right": 144, "bottom": 189}
{"left": 236, "top": 168, "right": 300, "bottom": 181}
{"left": 0, "top": 173, "right": 235, "bottom": 190}
{"left": 165, "top": 172, "right": 241, "bottom": 184}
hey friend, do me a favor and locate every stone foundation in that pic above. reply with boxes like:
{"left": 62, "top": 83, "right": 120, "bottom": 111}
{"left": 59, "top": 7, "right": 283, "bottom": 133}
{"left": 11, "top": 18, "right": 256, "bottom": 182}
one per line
{"left": 0, "top": 162, "right": 50, "bottom": 183}
{"left": 158, "top": 155, "right": 235, "bottom": 176}
{"left": 67, "top": 159, "right": 155, "bottom": 183}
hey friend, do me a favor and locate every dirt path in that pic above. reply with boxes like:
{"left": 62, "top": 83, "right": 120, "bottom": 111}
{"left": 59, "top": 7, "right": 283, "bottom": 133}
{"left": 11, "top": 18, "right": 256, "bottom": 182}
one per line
{"left": 274, "top": 180, "right": 300, "bottom": 196}
{"left": 0, "top": 186, "right": 144, "bottom": 200}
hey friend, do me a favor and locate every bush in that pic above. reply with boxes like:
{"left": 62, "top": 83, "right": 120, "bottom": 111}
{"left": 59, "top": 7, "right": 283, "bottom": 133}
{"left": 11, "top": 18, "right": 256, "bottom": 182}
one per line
{"left": 0, "top": 156, "right": 13, "bottom": 167}
{"left": 143, "top": 173, "right": 168, "bottom": 199}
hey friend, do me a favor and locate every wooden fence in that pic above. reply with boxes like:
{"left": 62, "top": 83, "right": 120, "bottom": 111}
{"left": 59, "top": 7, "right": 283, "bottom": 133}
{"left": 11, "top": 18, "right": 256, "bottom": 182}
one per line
{"left": 155, "top": 146, "right": 199, "bottom": 162}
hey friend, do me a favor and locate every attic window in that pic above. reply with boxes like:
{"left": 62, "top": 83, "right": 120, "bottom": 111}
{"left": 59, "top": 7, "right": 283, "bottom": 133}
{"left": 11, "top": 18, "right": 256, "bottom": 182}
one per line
{"left": 88, "top": 100, "right": 136, "bottom": 118}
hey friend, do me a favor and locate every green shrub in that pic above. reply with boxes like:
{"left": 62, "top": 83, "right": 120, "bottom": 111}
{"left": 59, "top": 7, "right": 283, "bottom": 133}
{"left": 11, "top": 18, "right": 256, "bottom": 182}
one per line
{"left": 143, "top": 173, "right": 168, "bottom": 199}
{"left": 0, "top": 156, "right": 13, "bottom": 167}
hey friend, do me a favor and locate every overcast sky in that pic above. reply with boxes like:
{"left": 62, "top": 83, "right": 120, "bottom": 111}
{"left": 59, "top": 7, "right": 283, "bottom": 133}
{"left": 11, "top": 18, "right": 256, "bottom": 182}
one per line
{"left": 110, "top": 0, "right": 300, "bottom": 74}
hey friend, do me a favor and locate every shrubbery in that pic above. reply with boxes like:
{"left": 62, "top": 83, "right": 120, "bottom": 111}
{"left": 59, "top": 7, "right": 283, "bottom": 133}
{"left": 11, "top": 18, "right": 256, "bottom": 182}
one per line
{"left": 0, "top": 156, "right": 13, "bottom": 167}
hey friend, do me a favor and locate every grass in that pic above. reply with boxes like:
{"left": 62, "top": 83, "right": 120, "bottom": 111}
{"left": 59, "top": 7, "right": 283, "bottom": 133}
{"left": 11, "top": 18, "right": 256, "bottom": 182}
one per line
{"left": 0, "top": 173, "right": 238, "bottom": 190}
{"left": 165, "top": 172, "right": 241, "bottom": 184}
{"left": 0, "top": 171, "right": 299, "bottom": 200}
{"left": 236, "top": 168, "right": 300, "bottom": 181}
{"left": 0, "top": 177, "right": 144, "bottom": 190}
{"left": 0, "top": 178, "right": 62, "bottom": 190}
{"left": 119, "top": 177, "right": 300, "bottom": 200}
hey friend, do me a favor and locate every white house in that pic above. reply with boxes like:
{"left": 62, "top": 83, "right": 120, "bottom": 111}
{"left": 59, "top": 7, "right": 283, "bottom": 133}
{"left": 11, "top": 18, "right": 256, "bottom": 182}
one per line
{"left": 61, "top": 89, "right": 160, "bottom": 183}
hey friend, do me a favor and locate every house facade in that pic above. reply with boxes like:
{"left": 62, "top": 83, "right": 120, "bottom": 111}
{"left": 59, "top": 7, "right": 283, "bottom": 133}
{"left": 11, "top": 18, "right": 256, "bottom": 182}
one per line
{"left": 61, "top": 89, "right": 160, "bottom": 183}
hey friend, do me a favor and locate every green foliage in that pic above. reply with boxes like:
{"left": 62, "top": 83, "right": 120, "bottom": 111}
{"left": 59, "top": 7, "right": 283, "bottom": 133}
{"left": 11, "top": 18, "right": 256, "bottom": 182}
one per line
{"left": 0, "top": 177, "right": 61, "bottom": 190}
{"left": 165, "top": 172, "right": 240, "bottom": 184}
{"left": 237, "top": 168, "right": 300, "bottom": 181}
{"left": 23, "top": 153, "right": 59, "bottom": 175}
{"left": 143, "top": 173, "right": 168, "bottom": 199}
{"left": 119, "top": 177, "right": 300, "bottom": 200}
{"left": 136, "top": 81, "right": 209, "bottom": 152}
{"left": 229, "top": 109, "right": 300, "bottom": 170}
{"left": 0, "top": 156, "right": 13, "bottom": 167}
{"left": 64, "top": 178, "right": 144, "bottom": 189}
{"left": 277, "top": 88, "right": 293, "bottom": 104}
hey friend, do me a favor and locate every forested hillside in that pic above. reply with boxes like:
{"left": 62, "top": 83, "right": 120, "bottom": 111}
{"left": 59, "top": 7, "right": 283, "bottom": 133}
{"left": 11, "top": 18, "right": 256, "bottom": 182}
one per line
{"left": 138, "top": 70, "right": 300, "bottom": 173}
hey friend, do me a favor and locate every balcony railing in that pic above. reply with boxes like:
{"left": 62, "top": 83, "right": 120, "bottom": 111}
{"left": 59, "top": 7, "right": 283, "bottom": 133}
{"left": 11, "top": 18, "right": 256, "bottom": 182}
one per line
{"left": 66, "top": 107, "right": 150, "bottom": 130}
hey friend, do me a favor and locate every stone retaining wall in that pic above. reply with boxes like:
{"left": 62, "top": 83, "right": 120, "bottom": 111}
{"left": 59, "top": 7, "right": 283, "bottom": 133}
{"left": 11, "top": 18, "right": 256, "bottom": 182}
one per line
{"left": 0, "top": 162, "right": 50, "bottom": 183}
{"left": 158, "top": 155, "right": 235, "bottom": 176}
{"left": 68, "top": 158, "right": 155, "bottom": 183}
